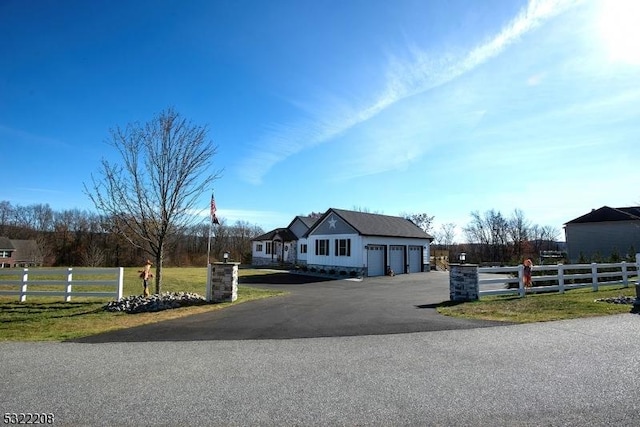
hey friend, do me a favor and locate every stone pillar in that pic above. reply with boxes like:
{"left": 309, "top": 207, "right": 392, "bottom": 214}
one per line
{"left": 449, "top": 264, "right": 479, "bottom": 302}
{"left": 207, "top": 262, "right": 239, "bottom": 303}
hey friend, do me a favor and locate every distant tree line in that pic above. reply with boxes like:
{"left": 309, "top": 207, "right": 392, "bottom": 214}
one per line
{"left": 0, "top": 200, "right": 263, "bottom": 267}
{"left": 455, "top": 208, "right": 562, "bottom": 265}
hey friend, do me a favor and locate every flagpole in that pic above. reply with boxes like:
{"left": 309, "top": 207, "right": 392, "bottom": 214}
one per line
{"left": 207, "top": 218, "right": 213, "bottom": 266}
{"left": 207, "top": 192, "right": 218, "bottom": 266}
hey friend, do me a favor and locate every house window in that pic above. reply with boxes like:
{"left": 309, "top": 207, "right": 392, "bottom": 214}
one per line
{"left": 315, "top": 239, "right": 329, "bottom": 256}
{"left": 265, "top": 242, "right": 273, "bottom": 255}
{"left": 256, "top": 244, "right": 263, "bottom": 252}
{"left": 0, "top": 251, "right": 10, "bottom": 258}
{"left": 300, "top": 244, "right": 307, "bottom": 254}
{"left": 335, "top": 239, "right": 351, "bottom": 256}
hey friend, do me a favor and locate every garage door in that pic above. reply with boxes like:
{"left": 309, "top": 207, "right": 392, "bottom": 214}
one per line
{"left": 408, "top": 246, "right": 422, "bottom": 273}
{"left": 367, "top": 245, "right": 385, "bottom": 277}
{"left": 389, "top": 245, "right": 405, "bottom": 275}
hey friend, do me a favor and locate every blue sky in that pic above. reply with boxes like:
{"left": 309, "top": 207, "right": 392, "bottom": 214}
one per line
{"left": 1, "top": 0, "right": 639, "bottom": 242}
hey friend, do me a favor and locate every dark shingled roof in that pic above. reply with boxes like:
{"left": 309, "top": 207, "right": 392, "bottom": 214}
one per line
{"left": 0, "top": 236, "right": 15, "bottom": 250}
{"left": 253, "top": 227, "right": 298, "bottom": 242}
{"left": 308, "top": 208, "right": 433, "bottom": 239}
{"left": 297, "top": 216, "right": 319, "bottom": 228}
{"left": 286, "top": 215, "right": 318, "bottom": 230}
{"left": 565, "top": 206, "right": 640, "bottom": 224}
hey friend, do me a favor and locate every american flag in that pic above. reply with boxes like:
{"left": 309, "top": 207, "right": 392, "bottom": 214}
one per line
{"left": 210, "top": 193, "right": 219, "bottom": 224}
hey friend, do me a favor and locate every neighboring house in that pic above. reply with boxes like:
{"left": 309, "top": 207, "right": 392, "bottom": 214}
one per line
{"left": 564, "top": 206, "right": 640, "bottom": 262}
{"left": 0, "top": 237, "right": 42, "bottom": 267}
{"left": 0, "top": 237, "right": 15, "bottom": 268}
{"left": 251, "top": 208, "right": 433, "bottom": 277}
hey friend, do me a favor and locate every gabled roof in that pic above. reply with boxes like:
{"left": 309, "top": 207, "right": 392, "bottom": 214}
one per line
{"left": 306, "top": 208, "right": 433, "bottom": 239}
{"left": 565, "top": 206, "right": 640, "bottom": 224}
{"left": 10, "top": 239, "right": 41, "bottom": 261}
{"left": 286, "top": 215, "right": 318, "bottom": 230}
{"left": 0, "top": 236, "right": 15, "bottom": 250}
{"left": 253, "top": 227, "right": 298, "bottom": 242}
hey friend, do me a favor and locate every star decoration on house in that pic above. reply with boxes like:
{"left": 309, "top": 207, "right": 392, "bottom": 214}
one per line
{"left": 328, "top": 217, "right": 337, "bottom": 228}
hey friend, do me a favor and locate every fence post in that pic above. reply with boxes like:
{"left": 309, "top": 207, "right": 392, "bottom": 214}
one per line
{"left": 65, "top": 268, "right": 73, "bottom": 302}
{"left": 558, "top": 264, "right": 565, "bottom": 294}
{"left": 621, "top": 261, "right": 628, "bottom": 286}
{"left": 20, "top": 268, "right": 28, "bottom": 302}
{"left": 635, "top": 254, "right": 640, "bottom": 307}
{"left": 117, "top": 267, "right": 124, "bottom": 300}
{"left": 591, "top": 263, "right": 598, "bottom": 292}
{"left": 518, "top": 264, "right": 525, "bottom": 298}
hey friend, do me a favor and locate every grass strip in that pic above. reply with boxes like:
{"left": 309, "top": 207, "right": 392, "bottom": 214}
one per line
{"left": 437, "top": 284, "right": 638, "bottom": 323}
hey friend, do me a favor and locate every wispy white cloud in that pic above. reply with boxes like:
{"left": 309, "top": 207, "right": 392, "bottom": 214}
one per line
{"left": 239, "top": 0, "right": 582, "bottom": 185}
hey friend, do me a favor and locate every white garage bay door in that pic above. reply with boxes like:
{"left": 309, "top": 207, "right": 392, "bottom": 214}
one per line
{"left": 367, "top": 245, "right": 385, "bottom": 277}
{"left": 389, "top": 245, "right": 405, "bottom": 275}
{"left": 408, "top": 246, "right": 422, "bottom": 273}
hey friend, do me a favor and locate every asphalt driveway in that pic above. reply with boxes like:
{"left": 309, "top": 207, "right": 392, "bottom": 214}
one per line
{"left": 75, "top": 271, "right": 510, "bottom": 343}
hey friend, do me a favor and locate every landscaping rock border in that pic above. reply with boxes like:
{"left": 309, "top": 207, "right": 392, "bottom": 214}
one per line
{"left": 104, "top": 292, "right": 208, "bottom": 314}
{"left": 594, "top": 295, "right": 636, "bottom": 305}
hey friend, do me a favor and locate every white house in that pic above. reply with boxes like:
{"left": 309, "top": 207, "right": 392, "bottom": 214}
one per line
{"left": 252, "top": 208, "right": 433, "bottom": 277}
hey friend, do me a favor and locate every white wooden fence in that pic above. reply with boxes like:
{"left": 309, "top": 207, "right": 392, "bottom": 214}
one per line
{"left": 479, "top": 260, "right": 639, "bottom": 298}
{"left": 0, "top": 267, "right": 124, "bottom": 301}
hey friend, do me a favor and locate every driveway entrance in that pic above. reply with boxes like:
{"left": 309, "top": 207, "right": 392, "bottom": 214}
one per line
{"left": 75, "top": 271, "right": 510, "bottom": 343}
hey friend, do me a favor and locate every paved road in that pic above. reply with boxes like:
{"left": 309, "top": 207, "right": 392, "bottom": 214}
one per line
{"left": 2, "top": 271, "right": 639, "bottom": 426}
{"left": 1, "top": 315, "right": 639, "bottom": 426}
{"left": 74, "top": 271, "right": 508, "bottom": 343}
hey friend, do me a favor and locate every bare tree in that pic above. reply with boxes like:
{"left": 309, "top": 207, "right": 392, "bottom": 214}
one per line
{"left": 81, "top": 243, "right": 106, "bottom": 267}
{"left": 352, "top": 206, "right": 383, "bottom": 214}
{"left": 0, "top": 201, "right": 14, "bottom": 236}
{"left": 507, "top": 208, "right": 531, "bottom": 262}
{"left": 435, "top": 223, "right": 457, "bottom": 248}
{"left": 13, "top": 203, "right": 54, "bottom": 236}
{"left": 400, "top": 212, "right": 435, "bottom": 233}
{"left": 464, "top": 209, "right": 509, "bottom": 262}
{"left": 85, "top": 108, "right": 221, "bottom": 294}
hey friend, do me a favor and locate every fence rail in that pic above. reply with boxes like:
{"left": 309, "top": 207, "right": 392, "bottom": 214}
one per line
{"left": 478, "top": 261, "right": 639, "bottom": 298}
{"left": 0, "top": 267, "right": 124, "bottom": 301}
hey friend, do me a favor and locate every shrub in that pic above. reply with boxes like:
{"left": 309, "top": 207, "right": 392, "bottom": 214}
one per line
{"left": 339, "top": 270, "right": 347, "bottom": 276}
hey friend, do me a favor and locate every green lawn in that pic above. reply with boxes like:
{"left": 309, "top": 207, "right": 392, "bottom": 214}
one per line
{"left": 437, "top": 284, "right": 638, "bottom": 323}
{"left": 0, "top": 267, "right": 286, "bottom": 342}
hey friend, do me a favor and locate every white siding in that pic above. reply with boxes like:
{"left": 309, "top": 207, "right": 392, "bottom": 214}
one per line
{"left": 297, "top": 238, "right": 308, "bottom": 262}
{"left": 303, "top": 233, "right": 431, "bottom": 275}
{"left": 306, "top": 234, "right": 363, "bottom": 267}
